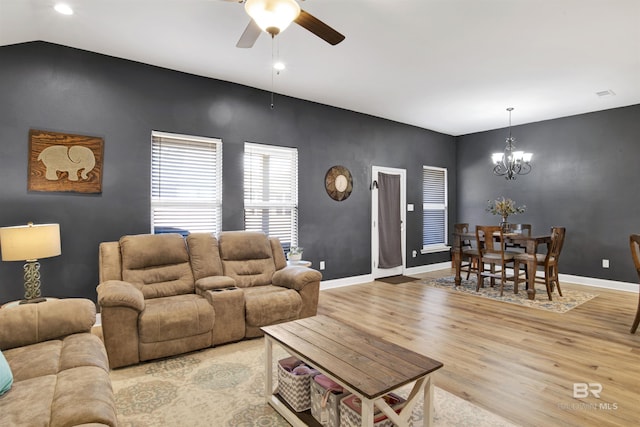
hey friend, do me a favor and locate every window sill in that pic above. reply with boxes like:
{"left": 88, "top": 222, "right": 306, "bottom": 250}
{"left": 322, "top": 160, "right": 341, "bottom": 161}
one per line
{"left": 421, "top": 245, "right": 451, "bottom": 254}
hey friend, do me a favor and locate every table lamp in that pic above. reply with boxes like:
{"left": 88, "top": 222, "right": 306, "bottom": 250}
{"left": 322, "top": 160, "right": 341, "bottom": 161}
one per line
{"left": 0, "top": 222, "right": 61, "bottom": 304}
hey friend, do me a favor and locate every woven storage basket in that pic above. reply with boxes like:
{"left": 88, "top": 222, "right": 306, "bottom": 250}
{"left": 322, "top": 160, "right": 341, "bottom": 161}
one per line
{"left": 339, "top": 393, "right": 407, "bottom": 427}
{"left": 276, "top": 361, "right": 312, "bottom": 412}
{"left": 310, "top": 376, "right": 350, "bottom": 426}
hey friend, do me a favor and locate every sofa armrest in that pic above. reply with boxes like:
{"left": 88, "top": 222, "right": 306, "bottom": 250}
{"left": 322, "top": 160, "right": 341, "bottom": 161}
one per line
{"left": 195, "top": 276, "right": 236, "bottom": 292}
{"left": 97, "top": 280, "right": 145, "bottom": 312}
{"left": 0, "top": 298, "right": 96, "bottom": 350}
{"left": 272, "top": 266, "right": 322, "bottom": 291}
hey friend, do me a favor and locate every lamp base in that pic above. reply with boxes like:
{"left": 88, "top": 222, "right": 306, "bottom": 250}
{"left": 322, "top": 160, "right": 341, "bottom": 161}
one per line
{"left": 19, "top": 297, "right": 47, "bottom": 304}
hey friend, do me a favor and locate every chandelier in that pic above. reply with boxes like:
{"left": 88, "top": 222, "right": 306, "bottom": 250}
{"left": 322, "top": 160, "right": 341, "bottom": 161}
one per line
{"left": 492, "top": 107, "right": 532, "bottom": 180}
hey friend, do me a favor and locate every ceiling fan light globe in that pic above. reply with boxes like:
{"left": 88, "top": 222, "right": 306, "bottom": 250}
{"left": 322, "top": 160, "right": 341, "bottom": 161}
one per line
{"left": 245, "top": 0, "right": 300, "bottom": 35}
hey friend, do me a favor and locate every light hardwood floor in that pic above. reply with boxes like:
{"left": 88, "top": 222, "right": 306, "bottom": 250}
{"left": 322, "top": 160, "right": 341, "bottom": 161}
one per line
{"left": 317, "top": 269, "right": 640, "bottom": 427}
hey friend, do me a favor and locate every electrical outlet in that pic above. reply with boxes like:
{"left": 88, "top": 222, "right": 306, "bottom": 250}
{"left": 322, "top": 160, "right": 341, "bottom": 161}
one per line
{"left": 319, "top": 261, "right": 325, "bottom": 270}
{"left": 602, "top": 259, "right": 609, "bottom": 268}
{"left": 412, "top": 250, "right": 417, "bottom": 258}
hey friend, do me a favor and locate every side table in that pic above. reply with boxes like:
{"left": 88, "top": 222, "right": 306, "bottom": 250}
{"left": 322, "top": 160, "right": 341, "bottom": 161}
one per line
{"left": 287, "top": 260, "right": 312, "bottom": 268}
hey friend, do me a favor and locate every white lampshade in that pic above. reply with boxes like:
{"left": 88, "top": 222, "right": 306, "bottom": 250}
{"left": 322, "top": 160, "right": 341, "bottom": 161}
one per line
{"left": 492, "top": 153, "right": 503, "bottom": 164}
{"left": 245, "top": 0, "right": 301, "bottom": 35}
{"left": 0, "top": 223, "right": 61, "bottom": 261}
{"left": 522, "top": 152, "right": 533, "bottom": 162}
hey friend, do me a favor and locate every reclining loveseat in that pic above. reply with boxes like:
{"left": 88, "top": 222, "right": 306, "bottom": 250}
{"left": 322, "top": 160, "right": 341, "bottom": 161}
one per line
{"left": 0, "top": 299, "right": 117, "bottom": 426}
{"left": 97, "top": 231, "right": 321, "bottom": 368}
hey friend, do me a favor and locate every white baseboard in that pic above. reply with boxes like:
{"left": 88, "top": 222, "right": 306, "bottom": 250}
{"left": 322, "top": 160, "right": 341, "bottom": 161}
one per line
{"left": 558, "top": 274, "right": 638, "bottom": 293}
{"left": 319, "top": 263, "right": 639, "bottom": 294}
{"left": 404, "top": 262, "right": 452, "bottom": 276}
{"left": 319, "top": 262, "right": 451, "bottom": 290}
{"left": 321, "top": 274, "right": 374, "bottom": 290}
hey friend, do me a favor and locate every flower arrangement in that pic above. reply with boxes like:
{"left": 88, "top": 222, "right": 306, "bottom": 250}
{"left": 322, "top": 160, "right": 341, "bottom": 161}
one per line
{"left": 287, "top": 246, "right": 303, "bottom": 261}
{"left": 486, "top": 197, "right": 526, "bottom": 217}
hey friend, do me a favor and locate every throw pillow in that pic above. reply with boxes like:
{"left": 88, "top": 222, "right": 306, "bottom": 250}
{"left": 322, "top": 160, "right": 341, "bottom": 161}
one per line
{"left": 0, "top": 349, "right": 13, "bottom": 396}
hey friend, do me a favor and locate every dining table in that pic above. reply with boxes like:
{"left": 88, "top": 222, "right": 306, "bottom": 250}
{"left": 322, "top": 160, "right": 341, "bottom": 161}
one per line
{"left": 452, "top": 229, "right": 552, "bottom": 300}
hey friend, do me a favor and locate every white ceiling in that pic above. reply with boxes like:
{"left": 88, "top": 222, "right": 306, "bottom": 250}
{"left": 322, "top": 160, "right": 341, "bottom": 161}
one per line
{"left": 1, "top": 0, "right": 639, "bottom": 136}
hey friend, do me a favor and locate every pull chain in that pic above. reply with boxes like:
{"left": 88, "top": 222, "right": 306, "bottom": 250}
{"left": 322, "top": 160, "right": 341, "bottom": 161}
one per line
{"left": 270, "top": 35, "right": 275, "bottom": 109}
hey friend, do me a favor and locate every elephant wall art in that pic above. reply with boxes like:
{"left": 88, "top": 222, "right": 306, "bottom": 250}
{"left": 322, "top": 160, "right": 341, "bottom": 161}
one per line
{"left": 28, "top": 129, "right": 104, "bottom": 193}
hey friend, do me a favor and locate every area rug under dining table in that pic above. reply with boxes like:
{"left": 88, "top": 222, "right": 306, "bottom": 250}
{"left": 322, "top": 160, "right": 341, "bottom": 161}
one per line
{"left": 110, "top": 337, "right": 516, "bottom": 427}
{"left": 421, "top": 276, "right": 597, "bottom": 313}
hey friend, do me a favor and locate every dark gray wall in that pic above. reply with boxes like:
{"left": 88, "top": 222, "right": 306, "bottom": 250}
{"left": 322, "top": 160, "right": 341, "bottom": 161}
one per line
{"left": 457, "top": 104, "right": 640, "bottom": 283}
{"left": 0, "top": 42, "right": 456, "bottom": 303}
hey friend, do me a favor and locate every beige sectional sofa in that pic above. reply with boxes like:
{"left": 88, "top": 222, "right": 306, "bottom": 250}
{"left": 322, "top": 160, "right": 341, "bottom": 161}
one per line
{"left": 0, "top": 298, "right": 117, "bottom": 426}
{"left": 97, "top": 231, "right": 322, "bottom": 368}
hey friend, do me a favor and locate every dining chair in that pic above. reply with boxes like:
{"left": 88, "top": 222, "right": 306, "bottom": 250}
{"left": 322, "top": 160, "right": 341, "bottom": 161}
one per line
{"left": 513, "top": 226, "right": 566, "bottom": 300}
{"left": 454, "top": 223, "right": 479, "bottom": 280}
{"left": 628, "top": 234, "right": 640, "bottom": 334}
{"left": 476, "top": 225, "right": 520, "bottom": 296}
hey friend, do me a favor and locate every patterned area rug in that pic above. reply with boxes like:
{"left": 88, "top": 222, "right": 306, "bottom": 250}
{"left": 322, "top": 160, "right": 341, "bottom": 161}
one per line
{"left": 422, "top": 276, "right": 597, "bottom": 313}
{"left": 110, "top": 337, "right": 517, "bottom": 426}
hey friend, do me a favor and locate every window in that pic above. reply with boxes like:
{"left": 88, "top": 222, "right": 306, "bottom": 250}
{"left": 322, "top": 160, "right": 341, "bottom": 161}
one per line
{"left": 151, "top": 131, "right": 222, "bottom": 235}
{"left": 244, "top": 142, "right": 298, "bottom": 250}
{"left": 422, "top": 166, "right": 448, "bottom": 252}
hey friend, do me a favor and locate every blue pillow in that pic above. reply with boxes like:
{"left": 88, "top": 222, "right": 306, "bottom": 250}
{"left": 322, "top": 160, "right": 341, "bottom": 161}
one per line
{"left": 0, "top": 349, "right": 13, "bottom": 396}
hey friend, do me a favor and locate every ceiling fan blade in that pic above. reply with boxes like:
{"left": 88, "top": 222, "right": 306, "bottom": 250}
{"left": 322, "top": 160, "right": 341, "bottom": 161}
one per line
{"left": 236, "top": 19, "right": 261, "bottom": 48}
{"left": 294, "top": 9, "right": 345, "bottom": 45}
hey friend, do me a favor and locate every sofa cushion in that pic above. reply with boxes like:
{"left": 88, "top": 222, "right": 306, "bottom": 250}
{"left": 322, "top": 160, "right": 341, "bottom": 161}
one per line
{"left": 139, "top": 294, "right": 215, "bottom": 343}
{"left": 243, "top": 286, "right": 302, "bottom": 327}
{"left": 0, "top": 298, "right": 96, "bottom": 350}
{"left": 120, "top": 233, "right": 195, "bottom": 298}
{"left": 51, "top": 366, "right": 116, "bottom": 427}
{"left": 219, "top": 231, "right": 273, "bottom": 260}
{"left": 3, "top": 333, "right": 109, "bottom": 383}
{"left": 0, "top": 349, "right": 12, "bottom": 396}
{"left": 4, "top": 340, "right": 62, "bottom": 382}
{"left": 0, "top": 374, "right": 57, "bottom": 426}
{"left": 0, "top": 367, "right": 116, "bottom": 427}
{"left": 187, "top": 233, "right": 224, "bottom": 280}
{"left": 219, "top": 231, "right": 276, "bottom": 287}
{"left": 1, "top": 333, "right": 117, "bottom": 427}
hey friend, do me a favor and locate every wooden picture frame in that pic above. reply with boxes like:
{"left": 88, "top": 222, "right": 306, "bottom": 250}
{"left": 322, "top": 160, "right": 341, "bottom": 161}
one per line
{"left": 28, "top": 129, "right": 104, "bottom": 193}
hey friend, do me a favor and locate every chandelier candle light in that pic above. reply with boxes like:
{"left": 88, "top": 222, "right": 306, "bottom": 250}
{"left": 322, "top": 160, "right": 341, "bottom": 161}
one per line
{"left": 492, "top": 107, "right": 532, "bottom": 180}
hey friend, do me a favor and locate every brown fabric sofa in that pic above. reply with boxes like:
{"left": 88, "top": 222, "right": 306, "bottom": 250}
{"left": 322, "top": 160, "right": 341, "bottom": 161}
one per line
{"left": 97, "top": 231, "right": 322, "bottom": 368}
{"left": 0, "top": 298, "right": 117, "bottom": 426}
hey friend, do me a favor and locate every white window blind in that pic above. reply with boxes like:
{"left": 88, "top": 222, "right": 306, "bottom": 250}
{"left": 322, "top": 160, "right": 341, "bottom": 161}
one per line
{"left": 244, "top": 142, "right": 298, "bottom": 250}
{"left": 422, "top": 166, "right": 448, "bottom": 250}
{"left": 151, "top": 131, "right": 222, "bottom": 235}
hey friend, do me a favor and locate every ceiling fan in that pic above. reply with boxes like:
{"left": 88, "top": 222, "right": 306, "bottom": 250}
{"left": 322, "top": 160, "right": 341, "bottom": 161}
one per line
{"left": 223, "top": 0, "right": 345, "bottom": 48}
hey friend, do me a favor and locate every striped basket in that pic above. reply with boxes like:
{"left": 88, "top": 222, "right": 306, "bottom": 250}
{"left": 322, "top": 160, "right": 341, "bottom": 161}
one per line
{"left": 276, "top": 361, "right": 312, "bottom": 412}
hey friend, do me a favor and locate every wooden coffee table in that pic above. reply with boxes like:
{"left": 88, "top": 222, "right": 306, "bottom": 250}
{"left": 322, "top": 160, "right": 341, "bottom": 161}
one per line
{"left": 261, "top": 315, "right": 443, "bottom": 427}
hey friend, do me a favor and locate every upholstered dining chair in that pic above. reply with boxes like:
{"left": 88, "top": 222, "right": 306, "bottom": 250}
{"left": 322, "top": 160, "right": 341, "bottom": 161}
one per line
{"left": 513, "top": 226, "right": 566, "bottom": 301}
{"left": 454, "top": 223, "right": 479, "bottom": 280}
{"left": 476, "top": 225, "right": 520, "bottom": 296}
{"left": 628, "top": 234, "right": 640, "bottom": 334}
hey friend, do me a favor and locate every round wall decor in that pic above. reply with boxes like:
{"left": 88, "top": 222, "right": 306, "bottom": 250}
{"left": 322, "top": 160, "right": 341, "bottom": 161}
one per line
{"left": 325, "top": 165, "right": 353, "bottom": 201}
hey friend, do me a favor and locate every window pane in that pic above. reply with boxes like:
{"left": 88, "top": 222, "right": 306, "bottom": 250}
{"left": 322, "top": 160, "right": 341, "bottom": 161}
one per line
{"left": 422, "top": 166, "right": 448, "bottom": 248}
{"left": 151, "top": 132, "right": 222, "bottom": 235}
{"left": 244, "top": 143, "right": 298, "bottom": 249}
{"left": 423, "top": 209, "right": 446, "bottom": 245}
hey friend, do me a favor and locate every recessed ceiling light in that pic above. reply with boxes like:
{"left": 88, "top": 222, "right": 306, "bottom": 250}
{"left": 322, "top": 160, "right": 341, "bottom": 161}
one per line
{"left": 54, "top": 3, "right": 74, "bottom": 15}
{"left": 273, "top": 62, "right": 286, "bottom": 71}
